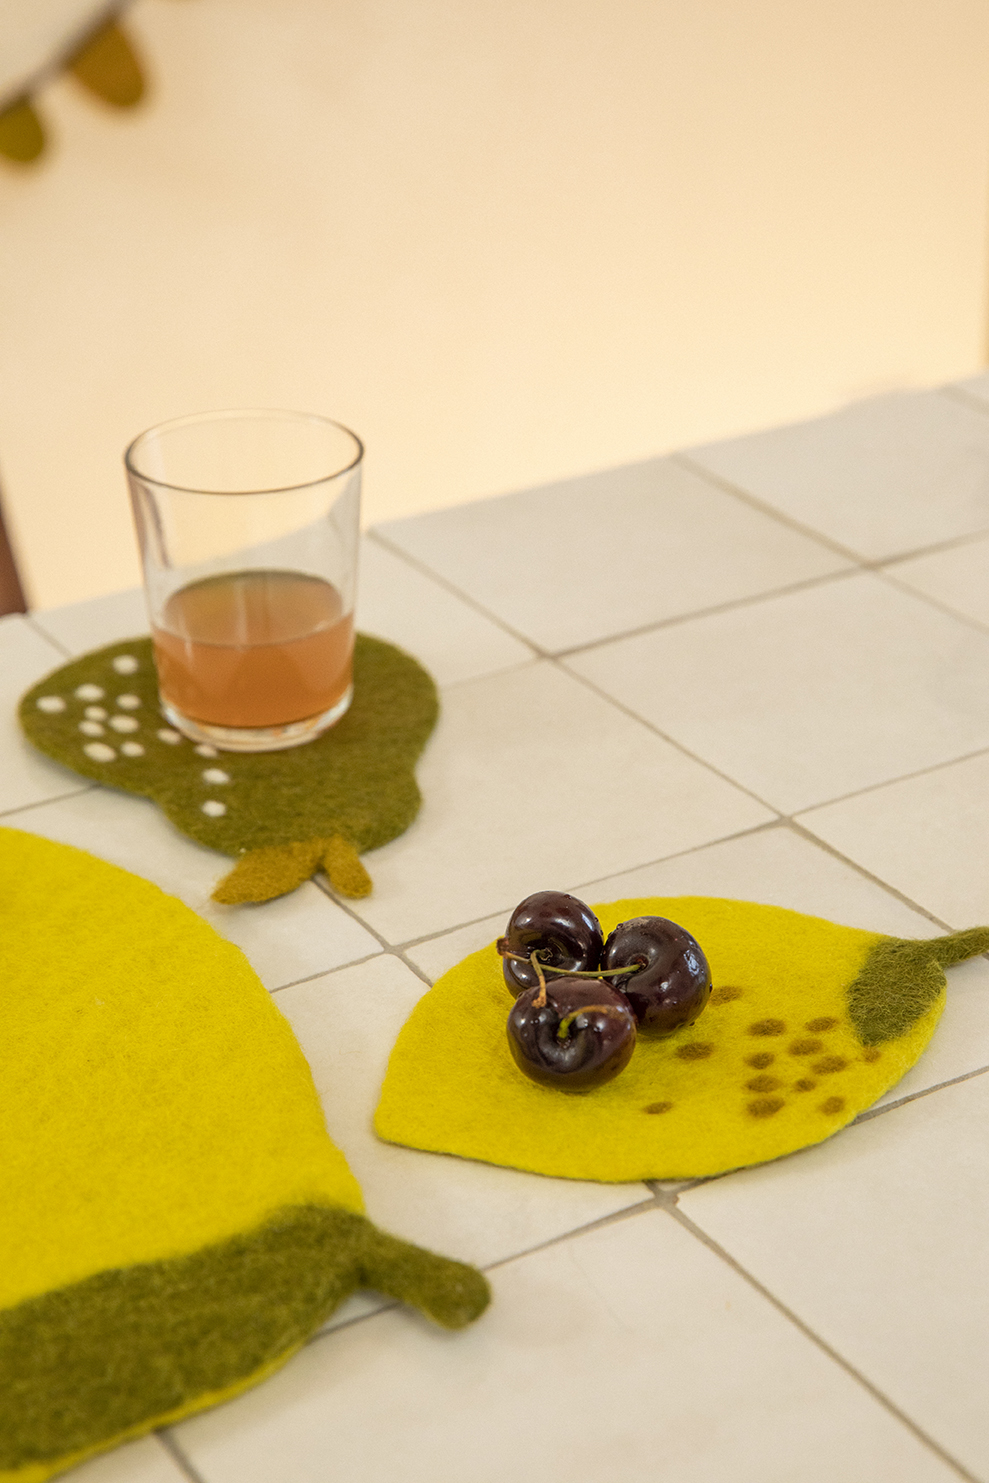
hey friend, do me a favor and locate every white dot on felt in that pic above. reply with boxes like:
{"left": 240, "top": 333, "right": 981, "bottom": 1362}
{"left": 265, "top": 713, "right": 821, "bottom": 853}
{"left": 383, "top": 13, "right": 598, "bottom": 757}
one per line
{"left": 109, "top": 715, "right": 140, "bottom": 733}
{"left": 116, "top": 694, "right": 141, "bottom": 710}
{"left": 202, "top": 767, "right": 230, "bottom": 784}
{"left": 36, "top": 696, "right": 66, "bottom": 713}
{"left": 202, "top": 800, "right": 227, "bottom": 817}
{"left": 157, "top": 729, "right": 182, "bottom": 744}
{"left": 75, "top": 684, "right": 104, "bottom": 701}
{"left": 112, "top": 655, "right": 139, "bottom": 674}
{"left": 84, "top": 705, "right": 107, "bottom": 721}
{"left": 83, "top": 742, "right": 116, "bottom": 762}
{"left": 195, "top": 743, "right": 219, "bottom": 757}
{"left": 79, "top": 720, "right": 105, "bottom": 737}
{"left": 121, "top": 741, "right": 145, "bottom": 757}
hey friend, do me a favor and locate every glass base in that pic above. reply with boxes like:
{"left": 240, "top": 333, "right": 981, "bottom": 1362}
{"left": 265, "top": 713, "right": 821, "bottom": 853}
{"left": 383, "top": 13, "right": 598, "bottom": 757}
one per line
{"left": 160, "top": 685, "right": 353, "bottom": 753}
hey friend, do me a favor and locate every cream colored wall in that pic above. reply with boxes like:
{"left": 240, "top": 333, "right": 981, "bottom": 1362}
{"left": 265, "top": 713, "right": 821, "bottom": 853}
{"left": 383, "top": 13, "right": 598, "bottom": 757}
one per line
{"left": 3, "top": 0, "right": 989, "bottom": 608}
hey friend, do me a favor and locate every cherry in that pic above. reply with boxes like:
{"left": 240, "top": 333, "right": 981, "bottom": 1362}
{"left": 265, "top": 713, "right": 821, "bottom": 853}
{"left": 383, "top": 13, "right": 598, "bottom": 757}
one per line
{"left": 506, "top": 976, "right": 636, "bottom": 1090}
{"left": 602, "top": 916, "right": 711, "bottom": 1034}
{"left": 497, "top": 890, "right": 604, "bottom": 997}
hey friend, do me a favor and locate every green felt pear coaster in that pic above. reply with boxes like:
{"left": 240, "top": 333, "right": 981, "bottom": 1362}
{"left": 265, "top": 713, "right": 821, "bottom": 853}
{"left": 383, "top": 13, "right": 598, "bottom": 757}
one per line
{"left": 18, "top": 634, "right": 438, "bottom": 904}
{"left": 375, "top": 895, "right": 989, "bottom": 1183}
{"left": 0, "top": 827, "right": 488, "bottom": 1483}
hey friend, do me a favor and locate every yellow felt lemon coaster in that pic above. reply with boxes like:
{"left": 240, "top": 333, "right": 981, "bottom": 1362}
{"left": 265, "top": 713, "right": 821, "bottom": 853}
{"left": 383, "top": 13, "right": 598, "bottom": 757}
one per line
{"left": 375, "top": 896, "right": 989, "bottom": 1183}
{"left": 0, "top": 827, "right": 488, "bottom": 1482}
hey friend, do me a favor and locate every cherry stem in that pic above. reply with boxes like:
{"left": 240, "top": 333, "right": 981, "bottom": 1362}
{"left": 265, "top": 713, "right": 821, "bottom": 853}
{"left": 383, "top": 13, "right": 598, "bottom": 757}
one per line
{"left": 498, "top": 948, "right": 639, "bottom": 980}
{"left": 530, "top": 952, "right": 548, "bottom": 1008}
{"left": 557, "top": 1004, "right": 629, "bottom": 1040}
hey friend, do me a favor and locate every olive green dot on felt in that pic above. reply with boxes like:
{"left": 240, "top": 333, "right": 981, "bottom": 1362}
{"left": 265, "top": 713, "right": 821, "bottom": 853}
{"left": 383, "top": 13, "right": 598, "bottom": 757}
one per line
{"left": 788, "top": 1037, "right": 823, "bottom": 1056}
{"left": 18, "top": 634, "right": 438, "bottom": 904}
{"left": 374, "top": 897, "right": 989, "bottom": 1182}
{"left": 748, "top": 1018, "right": 787, "bottom": 1036}
{"left": 745, "top": 1075, "right": 782, "bottom": 1094}
{"left": 0, "top": 99, "right": 45, "bottom": 163}
{"left": 0, "top": 827, "right": 488, "bottom": 1477}
{"left": 67, "top": 20, "right": 145, "bottom": 107}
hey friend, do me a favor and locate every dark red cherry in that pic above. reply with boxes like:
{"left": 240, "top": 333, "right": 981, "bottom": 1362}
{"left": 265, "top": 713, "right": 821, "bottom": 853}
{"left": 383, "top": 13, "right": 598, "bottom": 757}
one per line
{"left": 497, "top": 890, "right": 604, "bottom": 997}
{"left": 602, "top": 917, "right": 711, "bottom": 1034}
{"left": 507, "top": 977, "right": 636, "bottom": 1090}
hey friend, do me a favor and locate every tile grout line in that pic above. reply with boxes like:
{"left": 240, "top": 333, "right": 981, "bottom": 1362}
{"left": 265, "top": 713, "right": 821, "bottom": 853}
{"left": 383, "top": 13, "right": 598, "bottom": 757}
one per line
{"left": 365, "top": 527, "right": 548, "bottom": 657}
{"left": 0, "top": 784, "right": 95, "bottom": 820}
{"left": 23, "top": 613, "right": 74, "bottom": 658}
{"left": 155, "top": 1429, "right": 208, "bottom": 1483}
{"left": 553, "top": 654, "right": 785, "bottom": 817}
{"left": 872, "top": 564, "right": 989, "bottom": 639}
{"left": 782, "top": 818, "right": 959, "bottom": 934}
{"left": 268, "top": 947, "right": 388, "bottom": 997}
{"left": 551, "top": 566, "right": 861, "bottom": 659}
{"left": 480, "top": 1194, "right": 662, "bottom": 1272}
{"left": 658, "top": 1199, "right": 983, "bottom": 1483}
{"left": 671, "top": 451, "right": 869, "bottom": 565}
{"left": 311, "top": 874, "right": 437, "bottom": 989}
{"left": 854, "top": 1062, "right": 989, "bottom": 1124}
{"left": 790, "top": 744, "right": 989, "bottom": 823}
{"left": 675, "top": 445, "right": 989, "bottom": 578}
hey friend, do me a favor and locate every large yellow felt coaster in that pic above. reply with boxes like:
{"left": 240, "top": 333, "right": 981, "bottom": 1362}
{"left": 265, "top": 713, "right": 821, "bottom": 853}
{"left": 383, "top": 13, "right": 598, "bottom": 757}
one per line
{"left": 0, "top": 828, "right": 488, "bottom": 1482}
{"left": 375, "top": 897, "right": 989, "bottom": 1183}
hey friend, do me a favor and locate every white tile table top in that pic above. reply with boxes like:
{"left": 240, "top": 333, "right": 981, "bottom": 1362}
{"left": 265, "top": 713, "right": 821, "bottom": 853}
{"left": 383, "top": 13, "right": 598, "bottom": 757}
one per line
{"left": 686, "top": 389, "right": 989, "bottom": 561}
{"left": 173, "top": 1205, "right": 959, "bottom": 1483}
{"left": 9, "top": 388, "right": 989, "bottom": 1483}
{"left": 565, "top": 570, "right": 989, "bottom": 815}
{"left": 376, "top": 454, "right": 849, "bottom": 654}
{"left": 67, "top": 1437, "right": 190, "bottom": 1483}
{"left": 336, "top": 658, "right": 773, "bottom": 943}
{"left": 678, "top": 1073, "right": 989, "bottom": 1481}
{"left": 797, "top": 750, "right": 989, "bottom": 931}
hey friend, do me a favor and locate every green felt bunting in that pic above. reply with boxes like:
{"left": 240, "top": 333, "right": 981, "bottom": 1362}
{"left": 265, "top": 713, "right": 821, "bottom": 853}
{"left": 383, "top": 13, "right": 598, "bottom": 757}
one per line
{"left": 19, "top": 634, "right": 438, "bottom": 903}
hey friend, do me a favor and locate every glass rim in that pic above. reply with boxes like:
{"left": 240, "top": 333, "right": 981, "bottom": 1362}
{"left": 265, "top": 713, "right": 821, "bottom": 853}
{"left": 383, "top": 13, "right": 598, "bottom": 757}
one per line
{"left": 124, "top": 408, "right": 364, "bottom": 496}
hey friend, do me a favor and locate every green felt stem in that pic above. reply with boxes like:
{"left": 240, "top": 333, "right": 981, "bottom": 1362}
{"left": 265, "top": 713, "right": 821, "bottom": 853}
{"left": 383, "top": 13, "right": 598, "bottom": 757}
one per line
{"left": 923, "top": 926, "right": 989, "bottom": 967}
{"left": 0, "top": 1206, "right": 488, "bottom": 1468}
{"left": 355, "top": 1225, "right": 490, "bottom": 1331}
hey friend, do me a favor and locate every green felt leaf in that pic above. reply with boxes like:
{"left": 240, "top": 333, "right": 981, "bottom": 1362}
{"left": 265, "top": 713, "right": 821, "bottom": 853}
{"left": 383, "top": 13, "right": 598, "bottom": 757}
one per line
{"left": 19, "top": 634, "right": 438, "bottom": 902}
{"left": 848, "top": 927, "right": 989, "bottom": 1045}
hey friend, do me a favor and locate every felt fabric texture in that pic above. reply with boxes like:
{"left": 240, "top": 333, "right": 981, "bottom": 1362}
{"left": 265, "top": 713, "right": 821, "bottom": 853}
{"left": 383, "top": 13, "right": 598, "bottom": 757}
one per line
{"left": 0, "top": 827, "right": 488, "bottom": 1481}
{"left": 375, "top": 896, "right": 989, "bottom": 1183}
{"left": 19, "top": 633, "right": 438, "bottom": 902}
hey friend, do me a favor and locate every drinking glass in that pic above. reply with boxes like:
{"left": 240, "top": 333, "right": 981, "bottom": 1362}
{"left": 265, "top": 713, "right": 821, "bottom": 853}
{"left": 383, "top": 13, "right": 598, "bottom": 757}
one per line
{"left": 126, "top": 409, "right": 362, "bottom": 753}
